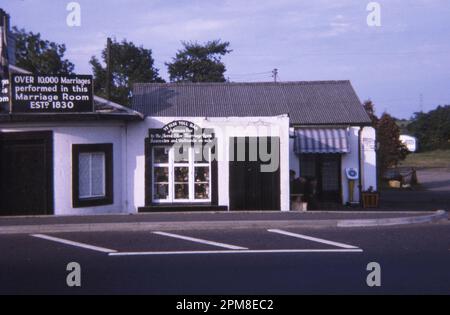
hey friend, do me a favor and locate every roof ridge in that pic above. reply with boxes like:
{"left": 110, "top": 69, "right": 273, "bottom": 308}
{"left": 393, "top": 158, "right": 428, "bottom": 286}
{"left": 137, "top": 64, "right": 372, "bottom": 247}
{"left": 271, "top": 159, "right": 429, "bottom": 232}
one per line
{"left": 133, "top": 80, "right": 351, "bottom": 87}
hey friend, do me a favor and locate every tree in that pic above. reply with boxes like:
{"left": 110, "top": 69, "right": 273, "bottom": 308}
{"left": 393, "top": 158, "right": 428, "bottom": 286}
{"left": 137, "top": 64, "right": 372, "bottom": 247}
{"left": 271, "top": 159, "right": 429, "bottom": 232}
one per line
{"left": 166, "top": 40, "right": 231, "bottom": 82}
{"left": 12, "top": 27, "right": 75, "bottom": 75}
{"left": 363, "top": 100, "right": 379, "bottom": 127}
{"left": 377, "top": 113, "right": 409, "bottom": 172}
{"left": 407, "top": 105, "right": 450, "bottom": 151}
{"left": 363, "top": 102, "right": 409, "bottom": 175}
{"left": 90, "top": 39, "right": 164, "bottom": 106}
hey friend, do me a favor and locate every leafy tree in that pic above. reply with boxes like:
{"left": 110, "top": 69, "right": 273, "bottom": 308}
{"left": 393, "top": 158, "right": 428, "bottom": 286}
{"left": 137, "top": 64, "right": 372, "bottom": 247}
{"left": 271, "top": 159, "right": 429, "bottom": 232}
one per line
{"left": 407, "top": 105, "right": 450, "bottom": 151}
{"left": 90, "top": 39, "right": 164, "bottom": 106}
{"left": 166, "top": 40, "right": 231, "bottom": 82}
{"left": 363, "top": 102, "right": 409, "bottom": 174}
{"left": 12, "top": 27, "right": 75, "bottom": 74}
{"left": 363, "top": 100, "right": 379, "bottom": 127}
{"left": 377, "top": 113, "right": 409, "bottom": 172}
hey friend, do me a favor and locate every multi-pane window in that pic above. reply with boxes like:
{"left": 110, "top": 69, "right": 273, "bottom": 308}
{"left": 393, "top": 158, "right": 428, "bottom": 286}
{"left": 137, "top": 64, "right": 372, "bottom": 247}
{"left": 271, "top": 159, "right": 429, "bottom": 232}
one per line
{"left": 152, "top": 145, "right": 211, "bottom": 203}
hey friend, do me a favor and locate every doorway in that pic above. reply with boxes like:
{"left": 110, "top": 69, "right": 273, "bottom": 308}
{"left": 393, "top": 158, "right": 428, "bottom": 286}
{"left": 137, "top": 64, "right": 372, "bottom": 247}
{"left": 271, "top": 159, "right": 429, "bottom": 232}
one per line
{"left": 229, "top": 137, "right": 280, "bottom": 210}
{"left": 0, "top": 131, "right": 53, "bottom": 216}
{"left": 299, "top": 154, "right": 341, "bottom": 203}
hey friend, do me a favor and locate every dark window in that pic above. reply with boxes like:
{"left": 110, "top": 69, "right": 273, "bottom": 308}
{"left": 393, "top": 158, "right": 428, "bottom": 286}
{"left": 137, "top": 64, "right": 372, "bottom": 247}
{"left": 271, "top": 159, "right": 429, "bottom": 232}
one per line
{"left": 72, "top": 143, "right": 113, "bottom": 208}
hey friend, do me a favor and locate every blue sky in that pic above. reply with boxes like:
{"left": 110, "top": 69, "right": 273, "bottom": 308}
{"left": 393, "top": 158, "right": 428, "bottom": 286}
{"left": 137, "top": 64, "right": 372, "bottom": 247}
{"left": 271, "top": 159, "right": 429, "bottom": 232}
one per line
{"left": 2, "top": 0, "right": 450, "bottom": 118}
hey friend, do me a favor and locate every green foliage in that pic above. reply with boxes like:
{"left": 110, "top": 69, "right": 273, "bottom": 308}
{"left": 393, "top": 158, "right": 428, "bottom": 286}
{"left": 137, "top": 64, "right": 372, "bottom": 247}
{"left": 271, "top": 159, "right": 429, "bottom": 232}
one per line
{"left": 363, "top": 100, "right": 378, "bottom": 127}
{"left": 363, "top": 101, "right": 409, "bottom": 173}
{"left": 12, "top": 27, "right": 74, "bottom": 75}
{"left": 377, "top": 113, "right": 409, "bottom": 171}
{"left": 166, "top": 40, "right": 231, "bottom": 82}
{"left": 407, "top": 105, "right": 450, "bottom": 151}
{"left": 90, "top": 39, "right": 164, "bottom": 106}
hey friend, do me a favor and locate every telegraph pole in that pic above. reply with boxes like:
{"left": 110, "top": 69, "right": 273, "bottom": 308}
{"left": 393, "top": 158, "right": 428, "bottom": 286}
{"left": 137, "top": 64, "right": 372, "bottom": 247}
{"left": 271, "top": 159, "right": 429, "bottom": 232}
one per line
{"left": 272, "top": 68, "right": 278, "bottom": 83}
{"left": 105, "top": 37, "right": 112, "bottom": 101}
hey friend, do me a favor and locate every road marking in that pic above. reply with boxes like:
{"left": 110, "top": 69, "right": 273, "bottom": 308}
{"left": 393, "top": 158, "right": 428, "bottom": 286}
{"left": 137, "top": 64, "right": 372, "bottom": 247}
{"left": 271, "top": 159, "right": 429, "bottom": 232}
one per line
{"left": 267, "top": 229, "right": 359, "bottom": 249}
{"left": 31, "top": 234, "right": 117, "bottom": 253}
{"left": 109, "top": 248, "right": 363, "bottom": 256}
{"left": 152, "top": 231, "right": 248, "bottom": 250}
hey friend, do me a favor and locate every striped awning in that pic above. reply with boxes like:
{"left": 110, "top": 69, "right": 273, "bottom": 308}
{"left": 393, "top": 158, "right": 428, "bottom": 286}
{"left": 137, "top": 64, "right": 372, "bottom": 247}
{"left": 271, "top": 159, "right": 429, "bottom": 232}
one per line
{"left": 294, "top": 128, "right": 349, "bottom": 154}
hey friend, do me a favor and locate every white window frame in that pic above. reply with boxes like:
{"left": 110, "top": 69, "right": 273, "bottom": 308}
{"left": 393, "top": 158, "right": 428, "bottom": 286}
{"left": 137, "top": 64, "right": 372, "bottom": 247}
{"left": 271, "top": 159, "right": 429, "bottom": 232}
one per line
{"left": 152, "top": 146, "right": 211, "bottom": 203}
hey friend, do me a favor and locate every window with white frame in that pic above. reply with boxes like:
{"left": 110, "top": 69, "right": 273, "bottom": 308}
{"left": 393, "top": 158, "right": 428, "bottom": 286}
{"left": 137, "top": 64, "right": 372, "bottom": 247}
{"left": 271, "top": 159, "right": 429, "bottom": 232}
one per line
{"left": 152, "top": 145, "right": 211, "bottom": 203}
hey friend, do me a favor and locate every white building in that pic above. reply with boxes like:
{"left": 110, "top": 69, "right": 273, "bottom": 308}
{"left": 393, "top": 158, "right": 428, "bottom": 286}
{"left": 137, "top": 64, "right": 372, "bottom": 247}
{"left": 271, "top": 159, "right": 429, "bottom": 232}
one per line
{"left": 0, "top": 71, "right": 377, "bottom": 215}
{"left": 400, "top": 134, "right": 418, "bottom": 152}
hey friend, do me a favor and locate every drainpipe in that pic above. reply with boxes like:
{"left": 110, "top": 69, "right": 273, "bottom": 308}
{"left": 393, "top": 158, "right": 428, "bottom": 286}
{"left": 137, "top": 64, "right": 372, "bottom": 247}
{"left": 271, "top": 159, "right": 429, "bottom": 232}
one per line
{"left": 358, "top": 127, "right": 363, "bottom": 205}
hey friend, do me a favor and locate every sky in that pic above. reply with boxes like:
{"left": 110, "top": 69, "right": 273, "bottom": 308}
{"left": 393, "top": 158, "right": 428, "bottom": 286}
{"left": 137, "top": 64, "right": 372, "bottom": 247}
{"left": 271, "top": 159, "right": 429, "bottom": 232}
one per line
{"left": 1, "top": 0, "right": 450, "bottom": 118}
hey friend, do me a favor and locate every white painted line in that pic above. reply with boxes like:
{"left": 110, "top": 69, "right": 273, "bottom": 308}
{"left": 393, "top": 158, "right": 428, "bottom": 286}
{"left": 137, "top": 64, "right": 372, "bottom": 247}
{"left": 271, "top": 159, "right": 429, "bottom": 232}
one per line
{"left": 31, "top": 234, "right": 117, "bottom": 253}
{"left": 267, "top": 229, "right": 359, "bottom": 249}
{"left": 109, "top": 248, "right": 363, "bottom": 256}
{"left": 152, "top": 231, "right": 248, "bottom": 250}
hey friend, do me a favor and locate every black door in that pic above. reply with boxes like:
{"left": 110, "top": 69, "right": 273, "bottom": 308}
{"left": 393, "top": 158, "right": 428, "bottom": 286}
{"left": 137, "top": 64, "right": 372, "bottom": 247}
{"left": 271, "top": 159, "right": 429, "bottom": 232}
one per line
{"left": 229, "top": 137, "right": 280, "bottom": 210}
{"left": 0, "top": 131, "right": 53, "bottom": 216}
{"left": 299, "top": 154, "right": 341, "bottom": 203}
{"left": 319, "top": 155, "right": 341, "bottom": 202}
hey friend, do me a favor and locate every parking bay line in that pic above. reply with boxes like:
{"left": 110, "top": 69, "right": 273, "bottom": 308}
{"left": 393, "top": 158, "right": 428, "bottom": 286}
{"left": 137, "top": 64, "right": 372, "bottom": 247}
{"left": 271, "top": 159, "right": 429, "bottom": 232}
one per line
{"left": 31, "top": 234, "right": 117, "bottom": 253}
{"left": 109, "top": 248, "right": 363, "bottom": 256}
{"left": 267, "top": 229, "right": 360, "bottom": 250}
{"left": 152, "top": 231, "right": 248, "bottom": 250}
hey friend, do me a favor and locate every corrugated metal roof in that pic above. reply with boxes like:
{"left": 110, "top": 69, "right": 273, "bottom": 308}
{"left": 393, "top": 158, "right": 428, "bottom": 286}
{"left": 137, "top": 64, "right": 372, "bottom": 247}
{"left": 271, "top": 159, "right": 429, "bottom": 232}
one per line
{"left": 294, "top": 128, "right": 349, "bottom": 154}
{"left": 132, "top": 81, "right": 371, "bottom": 125}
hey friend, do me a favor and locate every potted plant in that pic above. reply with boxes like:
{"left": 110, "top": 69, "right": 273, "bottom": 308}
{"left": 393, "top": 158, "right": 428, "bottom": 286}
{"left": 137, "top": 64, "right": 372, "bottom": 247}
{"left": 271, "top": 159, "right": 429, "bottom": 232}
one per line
{"left": 362, "top": 186, "right": 379, "bottom": 208}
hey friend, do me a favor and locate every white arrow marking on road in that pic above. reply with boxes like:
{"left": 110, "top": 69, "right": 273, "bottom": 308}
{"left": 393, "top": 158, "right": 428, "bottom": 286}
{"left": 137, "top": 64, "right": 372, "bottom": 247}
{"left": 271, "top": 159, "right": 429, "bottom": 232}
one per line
{"left": 267, "top": 229, "right": 360, "bottom": 249}
{"left": 31, "top": 234, "right": 117, "bottom": 253}
{"left": 152, "top": 231, "right": 248, "bottom": 250}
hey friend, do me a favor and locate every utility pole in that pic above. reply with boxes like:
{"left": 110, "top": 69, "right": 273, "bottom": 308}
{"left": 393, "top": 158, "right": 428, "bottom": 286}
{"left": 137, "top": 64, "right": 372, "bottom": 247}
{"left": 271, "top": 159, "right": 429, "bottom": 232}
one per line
{"left": 105, "top": 37, "right": 112, "bottom": 101}
{"left": 272, "top": 68, "right": 278, "bottom": 83}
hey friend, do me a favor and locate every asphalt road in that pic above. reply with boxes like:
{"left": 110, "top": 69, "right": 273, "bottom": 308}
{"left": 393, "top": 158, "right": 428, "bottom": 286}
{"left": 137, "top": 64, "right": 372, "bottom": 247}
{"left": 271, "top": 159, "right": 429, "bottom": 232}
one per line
{"left": 0, "top": 222, "right": 449, "bottom": 294}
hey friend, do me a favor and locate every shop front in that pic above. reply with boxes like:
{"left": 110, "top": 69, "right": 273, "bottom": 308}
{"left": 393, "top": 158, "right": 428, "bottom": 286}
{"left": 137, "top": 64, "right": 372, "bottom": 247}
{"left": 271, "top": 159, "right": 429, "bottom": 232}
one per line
{"left": 126, "top": 115, "right": 290, "bottom": 212}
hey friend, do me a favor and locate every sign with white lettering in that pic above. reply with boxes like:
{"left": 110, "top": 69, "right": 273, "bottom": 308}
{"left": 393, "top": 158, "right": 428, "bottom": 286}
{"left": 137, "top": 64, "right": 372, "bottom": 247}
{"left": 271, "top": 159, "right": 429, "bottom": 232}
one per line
{"left": 149, "top": 120, "right": 215, "bottom": 145}
{"left": 10, "top": 74, "right": 93, "bottom": 113}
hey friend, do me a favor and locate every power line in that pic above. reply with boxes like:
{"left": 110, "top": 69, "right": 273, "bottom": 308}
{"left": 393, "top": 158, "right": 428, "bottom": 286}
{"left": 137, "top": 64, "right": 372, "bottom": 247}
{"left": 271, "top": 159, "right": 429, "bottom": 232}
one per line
{"left": 226, "top": 71, "right": 272, "bottom": 78}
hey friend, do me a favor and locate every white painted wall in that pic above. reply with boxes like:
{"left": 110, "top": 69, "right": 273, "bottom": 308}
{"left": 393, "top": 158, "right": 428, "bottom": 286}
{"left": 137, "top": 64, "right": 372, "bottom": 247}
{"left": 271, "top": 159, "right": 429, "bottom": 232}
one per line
{"left": 126, "top": 115, "right": 291, "bottom": 212}
{"left": 0, "top": 118, "right": 376, "bottom": 215}
{"left": 341, "top": 127, "right": 361, "bottom": 204}
{"left": 289, "top": 128, "right": 300, "bottom": 177}
{"left": 361, "top": 127, "right": 377, "bottom": 191}
{"left": 0, "top": 121, "right": 126, "bottom": 215}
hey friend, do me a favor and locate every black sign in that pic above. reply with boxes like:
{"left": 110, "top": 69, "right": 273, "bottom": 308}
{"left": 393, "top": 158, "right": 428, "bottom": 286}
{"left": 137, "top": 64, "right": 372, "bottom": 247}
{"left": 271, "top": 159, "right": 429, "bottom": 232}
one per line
{"left": 149, "top": 120, "right": 215, "bottom": 145}
{"left": 9, "top": 74, "right": 94, "bottom": 113}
